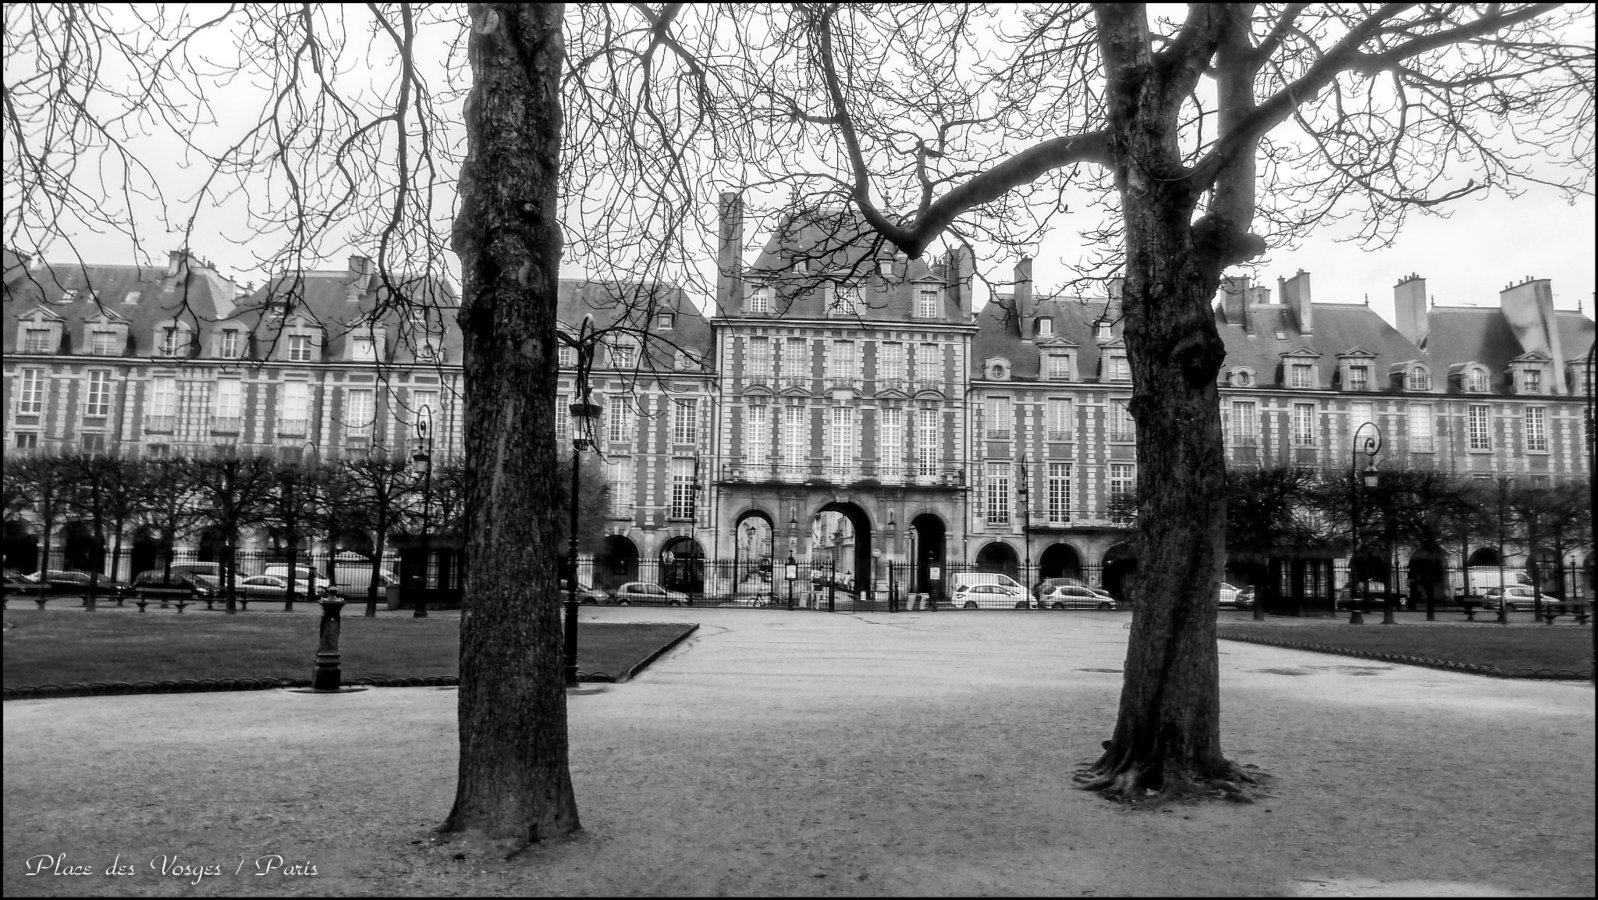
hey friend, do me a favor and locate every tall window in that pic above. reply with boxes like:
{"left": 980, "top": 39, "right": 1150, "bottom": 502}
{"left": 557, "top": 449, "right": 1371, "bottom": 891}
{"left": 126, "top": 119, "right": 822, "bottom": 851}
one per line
{"left": 279, "top": 381, "right": 309, "bottom": 436}
{"left": 1408, "top": 404, "right": 1433, "bottom": 452}
{"left": 1109, "top": 463, "right": 1136, "bottom": 524}
{"left": 557, "top": 341, "right": 574, "bottom": 368}
{"left": 1524, "top": 406, "right": 1548, "bottom": 452}
{"left": 219, "top": 330, "right": 242, "bottom": 359}
{"left": 147, "top": 377, "right": 177, "bottom": 431}
{"left": 1348, "top": 402, "right": 1374, "bottom": 447}
{"left": 1108, "top": 400, "right": 1135, "bottom": 441}
{"left": 1046, "top": 398, "right": 1073, "bottom": 439}
{"left": 1292, "top": 402, "right": 1317, "bottom": 446}
{"left": 85, "top": 371, "right": 112, "bottom": 417}
{"left": 744, "top": 404, "right": 768, "bottom": 464}
{"left": 782, "top": 404, "right": 807, "bottom": 474}
{"left": 214, "top": 379, "right": 242, "bottom": 430}
{"left": 287, "top": 333, "right": 312, "bottom": 362}
{"left": 672, "top": 398, "right": 698, "bottom": 445}
{"left": 1230, "top": 400, "right": 1257, "bottom": 447}
{"left": 608, "top": 394, "right": 635, "bottom": 444}
{"left": 916, "top": 406, "right": 939, "bottom": 476}
{"left": 18, "top": 368, "right": 44, "bottom": 414}
{"left": 345, "top": 389, "right": 375, "bottom": 438}
{"left": 93, "top": 330, "right": 122, "bottom": 356}
{"left": 783, "top": 338, "right": 808, "bottom": 387}
{"left": 747, "top": 284, "right": 772, "bottom": 315}
{"left": 985, "top": 395, "right": 1012, "bottom": 438}
{"left": 15, "top": 432, "right": 39, "bottom": 451}
{"left": 877, "top": 342, "right": 905, "bottom": 386}
{"left": 828, "top": 284, "right": 860, "bottom": 317}
{"left": 670, "top": 459, "right": 696, "bottom": 519}
{"left": 916, "top": 285, "right": 941, "bottom": 318}
{"left": 829, "top": 407, "right": 855, "bottom": 478}
{"left": 916, "top": 343, "right": 941, "bottom": 388}
{"left": 1047, "top": 462, "right": 1072, "bottom": 523}
{"left": 411, "top": 390, "right": 439, "bottom": 432}
{"left": 1468, "top": 404, "right": 1491, "bottom": 450}
{"left": 747, "top": 337, "right": 770, "bottom": 382}
{"left": 607, "top": 458, "right": 634, "bottom": 516}
{"left": 23, "top": 328, "right": 54, "bottom": 353}
{"left": 828, "top": 341, "right": 856, "bottom": 386}
{"left": 878, "top": 407, "right": 903, "bottom": 479}
{"left": 1290, "top": 363, "right": 1315, "bottom": 388}
{"left": 985, "top": 462, "right": 1010, "bottom": 526}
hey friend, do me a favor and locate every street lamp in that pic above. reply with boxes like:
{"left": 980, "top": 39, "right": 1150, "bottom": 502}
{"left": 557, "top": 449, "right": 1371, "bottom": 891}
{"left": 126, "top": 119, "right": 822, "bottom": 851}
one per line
{"left": 411, "top": 407, "right": 434, "bottom": 619}
{"left": 564, "top": 314, "right": 601, "bottom": 687}
{"left": 1349, "top": 422, "right": 1382, "bottom": 624}
{"left": 1017, "top": 454, "right": 1032, "bottom": 608}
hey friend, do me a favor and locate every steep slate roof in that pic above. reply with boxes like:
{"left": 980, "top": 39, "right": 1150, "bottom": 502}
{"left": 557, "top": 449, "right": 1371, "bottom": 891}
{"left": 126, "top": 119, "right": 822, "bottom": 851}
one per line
{"left": 2, "top": 256, "right": 237, "bottom": 355}
{"left": 1554, "top": 310, "right": 1596, "bottom": 362}
{"left": 743, "top": 206, "right": 964, "bottom": 322}
{"left": 1419, "top": 305, "right": 1521, "bottom": 375}
{"left": 974, "top": 292, "right": 1120, "bottom": 381}
{"left": 234, "top": 268, "right": 460, "bottom": 364}
{"left": 556, "top": 278, "right": 713, "bottom": 369}
{"left": 1212, "top": 301, "right": 1424, "bottom": 387}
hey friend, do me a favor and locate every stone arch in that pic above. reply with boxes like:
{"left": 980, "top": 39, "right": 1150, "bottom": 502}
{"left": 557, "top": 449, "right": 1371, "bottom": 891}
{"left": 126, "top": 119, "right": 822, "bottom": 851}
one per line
{"left": 3, "top": 520, "right": 40, "bottom": 573}
{"left": 1465, "top": 547, "right": 1501, "bottom": 568}
{"left": 909, "top": 513, "right": 947, "bottom": 595}
{"left": 1037, "top": 542, "right": 1084, "bottom": 580}
{"left": 61, "top": 520, "right": 102, "bottom": 572}
{"left": 1102, "top": 542, "right": 1139, "bottom": 601}
{"left": 595, "top": 534, "right": 640, "bottom": 591}
{"left": 974, "top": 540, "right": 1020, "bottom": 580}
{"left": 130, "top": 525, "right": 171, "bottom": 577}
{"left": 659, "top": 535, "right": 705, "bottom": 594}
{"left": 732, "top": 510, "right": 776, "bottom": 596}
{"left": 811, "top": 500, "right": 874, "bottom": 594}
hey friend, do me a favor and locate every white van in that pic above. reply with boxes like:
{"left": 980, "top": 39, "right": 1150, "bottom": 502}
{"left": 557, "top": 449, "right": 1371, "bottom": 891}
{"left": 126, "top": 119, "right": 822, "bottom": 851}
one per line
{"left": 1452, "top": 566, "right": 1532, "bottom": 600}
{"left": 332, "top": 559, "right": 398, "bottom": 597}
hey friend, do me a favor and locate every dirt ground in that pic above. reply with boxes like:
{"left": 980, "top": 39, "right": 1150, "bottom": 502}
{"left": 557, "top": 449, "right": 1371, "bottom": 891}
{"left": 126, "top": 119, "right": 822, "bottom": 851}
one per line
{"left": 4, "top": 608, "right": 1594, "bottom": 897}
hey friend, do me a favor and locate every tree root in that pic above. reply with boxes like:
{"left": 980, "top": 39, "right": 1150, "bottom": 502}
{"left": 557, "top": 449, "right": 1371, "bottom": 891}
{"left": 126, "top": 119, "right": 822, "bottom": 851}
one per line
{"left": 1074, "top": 756, "right": 1270, "bottom": 806}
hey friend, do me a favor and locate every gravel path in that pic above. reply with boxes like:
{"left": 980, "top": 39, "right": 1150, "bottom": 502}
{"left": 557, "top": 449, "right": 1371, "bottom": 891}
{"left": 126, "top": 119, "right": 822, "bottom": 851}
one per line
{"left": 4, "top": 608, "right": 1593, "bottom": 897}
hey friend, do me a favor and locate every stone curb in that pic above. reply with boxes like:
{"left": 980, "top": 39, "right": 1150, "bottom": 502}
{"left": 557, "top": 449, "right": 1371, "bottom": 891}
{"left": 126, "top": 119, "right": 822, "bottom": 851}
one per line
{"left": 1216, "top": 631, "right": 1593, "bottom": 681}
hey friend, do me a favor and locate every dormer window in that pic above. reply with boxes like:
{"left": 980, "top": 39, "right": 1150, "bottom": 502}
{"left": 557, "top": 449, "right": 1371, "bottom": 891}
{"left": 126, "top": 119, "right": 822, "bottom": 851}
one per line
{"left": 218, "top": 329, "right": 242, "bottom": 359}
{"left": 416, "top": 340, "right": 443, "bottom": 362}
{"left": 1096, "top": 322, "right": 1113, "bottom": 342}
{"left": 1346, "top": 364, "right": 1370, "bottom": 391}
{"left": 1230, "top": 367, "right": 1255, "bottom": 388}
{"left": 1465, "top": 366, "right": 1490, "bottom": 393}
{"left": 747, "top": 285, "right": 772, "bottom": 315}
{"left": 915, "top": 284, "right": 942, "bottom": 319}
{"left": 1035, "top": 317, "right": 1054, "bottom": 337}
{"left": 610, "top": 338, "right": 637, "bottom": 370}
{"left": 1105, "top": 354, "right": 1130, "bottom": 382}
{"left": 157, "top": 327, "right": 184, "bottom": 357}
{"left": 351, "top": 336, "right": 376, "bottom": 362}
{"left": 122, "top": 291, "right": 142, "bottom": 305}
{"left": 1521, "top": 368, "right": 1543, "bottom": 394}
{"left": 23, "top": 327, "right": 55, "bottom": 353}
{"left": 92, "top": 329, "right": 123, "bottom": 356}
{"left": 985, "top": 359, "right": 1010, "bottom": 381}
{"left": 1290, "top": 363, "right": 1315, "bottom": 389}
{"left": 1045, "top": 353, "right": 1074, "bottom": 381}
{"left": 1409, "top": 365, "right": 1431, "bottom": 391}
{"left": 827, "top": 284, "right": 860, "bottom": 317}
{"left": 288, "top": 333, "right": 313, "bottom": 362}
{"left": 56, "top": 289, "right": 78, "bottom": 305}
{"left": 657, "top": 312, "right": 675, "bottom": 331}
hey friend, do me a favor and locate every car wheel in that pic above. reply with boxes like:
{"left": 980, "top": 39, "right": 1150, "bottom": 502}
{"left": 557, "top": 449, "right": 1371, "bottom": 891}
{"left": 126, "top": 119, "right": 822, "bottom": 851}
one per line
{"left": 1098, "top": 601, "right": 1112, "bottom": 610}
{"left": 1014, "top": 601, "right": 1029, "bottom": 609}
{"left": 616, "top": 599, "right": 630, "bottom": 606}
{"left": 963, "top": 600, "right": 978, "bottom": 610}
{"left": 1051, "top": 601, "right": 1065, "bottom": 610}
{"left": 668, "top": 599, "right": 682, "bottom": 607}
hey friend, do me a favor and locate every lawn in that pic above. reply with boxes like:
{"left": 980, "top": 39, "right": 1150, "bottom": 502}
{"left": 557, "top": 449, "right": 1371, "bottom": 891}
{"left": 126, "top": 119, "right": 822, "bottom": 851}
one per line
{"left": 1217, "top": 620, "right": 1593, "bottom": 677}
{"left": 1, "top": 610, "right": 695, "bottom": 691}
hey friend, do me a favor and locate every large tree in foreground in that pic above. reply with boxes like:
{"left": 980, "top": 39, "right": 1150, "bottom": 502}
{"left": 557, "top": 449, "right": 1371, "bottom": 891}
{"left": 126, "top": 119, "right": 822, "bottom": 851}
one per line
{"left": 612, "top": 2, "right": 1592, "bottom": 801}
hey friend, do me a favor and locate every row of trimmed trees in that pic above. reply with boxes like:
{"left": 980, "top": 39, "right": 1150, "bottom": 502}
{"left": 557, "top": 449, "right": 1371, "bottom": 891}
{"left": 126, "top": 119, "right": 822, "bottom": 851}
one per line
{"left": 1225, "top": 467, "right": 1593, "bottom": 605}
{"left": 4, "top": 448, "right": 612, "bottom": 615}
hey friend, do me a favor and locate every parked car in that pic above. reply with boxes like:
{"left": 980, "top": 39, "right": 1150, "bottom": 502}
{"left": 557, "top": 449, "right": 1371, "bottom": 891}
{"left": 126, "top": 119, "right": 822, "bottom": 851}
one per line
{"left": 23, "top": 569, "right": 135, "bottom": 598}
{"left": 1334, "top": 582, "right": 1407, "bottom": 611}
{"left": 1218, "top": 582, "right": 1245, "bottom": 608}
{"left": 952, "top": 582, "right": 1032, "bottom": 609}
{"left": 3, "top": 567, "right": 39, "bottom": 597}
{"left": 132, "top": 569, "right": 221, "bottom": 599}
{"left": 1234, "top": 586, "right": 1256, "bottom": 610}
{"left": 234, "top": 574, "right": 328, "bottom": 601}
{"left": 560, "top": 577, "right": 609, "bottom": 605}
{"left": 1041, "top": 584, "right": 1118, "bottom": 610}
{"left": 1482, "top": 585, "right": 1549, "bottom": 611}
{"left": 611, "top": 581, "right": 691, "bottom": 606}
{"left": 261, "top": 565, "right": 333, "bottom": 594}
{"left": 1033, "top": 576, "right": 1092, "bottom": 602}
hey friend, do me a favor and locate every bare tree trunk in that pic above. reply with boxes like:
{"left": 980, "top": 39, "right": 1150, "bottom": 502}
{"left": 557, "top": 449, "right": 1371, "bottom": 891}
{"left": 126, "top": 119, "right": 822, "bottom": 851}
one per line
{"left": 442, "top": 1, "right": 580, "bottom": 844}
{"left": 1077, "top": 10, "right": 1254, "bottom": 802}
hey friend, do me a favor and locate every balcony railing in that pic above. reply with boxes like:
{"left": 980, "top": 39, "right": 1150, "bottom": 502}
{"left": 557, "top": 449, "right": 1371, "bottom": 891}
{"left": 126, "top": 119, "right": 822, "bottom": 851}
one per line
{"left": 720, "top": 461, "right": 963, "bottom": 488}
{"left": 276, "top": 418, "right": 308, "bottom": 437}
{"left": 210, "top": 416, "right": 242, "bottom": 434}
{"left": 143, "top": 415, "right": 176, "bottom": 433}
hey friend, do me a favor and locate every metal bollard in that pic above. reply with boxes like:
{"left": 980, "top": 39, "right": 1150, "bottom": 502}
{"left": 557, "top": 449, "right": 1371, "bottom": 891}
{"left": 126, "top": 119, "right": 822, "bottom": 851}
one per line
{"left": 311, "top": 594, "right": 347, "bottom": 691}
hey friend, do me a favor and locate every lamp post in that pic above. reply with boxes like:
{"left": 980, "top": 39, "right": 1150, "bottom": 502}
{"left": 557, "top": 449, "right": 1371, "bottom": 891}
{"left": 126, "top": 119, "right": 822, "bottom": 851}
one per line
{"left": 1349, "top": 422, "right": 1382, "bottom": 624}
{"left": 787, "top": 507, "right": 799, "bottom": 610}
{"left": 564, "top": 314, "right": 601, "bottom": 687}
{"left": 1018, "top": 454, "right": 1033, "bottom": 608}
{"left": 411, "top": 408, "right": 434, "bottom": 618}
{"left": 887, "top": 508, "right": 897, "bottom": 611}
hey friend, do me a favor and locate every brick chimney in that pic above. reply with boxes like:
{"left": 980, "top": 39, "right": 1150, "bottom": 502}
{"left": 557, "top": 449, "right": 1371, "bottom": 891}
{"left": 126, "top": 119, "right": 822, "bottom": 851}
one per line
{"left": 944, "top": 245, "right": 974, "bottom": 320}
{"left": 1015, "top": 257, "right": 1035, "bottom": 339}
{"left": 717, "top": 191, "right": 744, "bottom": 313}
{"left": 1499, "top": 276, "right": 1565, "bottom": 392}
{"left": 1393, "top": 273, "right": 1427, "bottom": 344}
{"left": 1282, "top": 269, "right": 1312, "bottom": 335}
